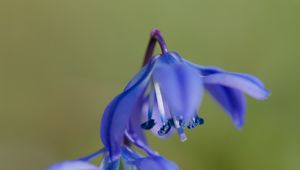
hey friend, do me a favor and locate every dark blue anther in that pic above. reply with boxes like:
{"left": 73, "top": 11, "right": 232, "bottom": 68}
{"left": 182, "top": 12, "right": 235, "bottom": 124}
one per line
{"left": 141, "top": 119, "right": 155, "bottom": 130}
{"left": 187, "top": 116, "right": 204, "bottom": 129}
{"left": 179, "top": 119, "right": 186, "bottom": 128}
{"left": 167, "top": 118, "right": 175, "bottom": 127}
{"left": 158, "top": 121, "right": 172, "bottom": 136}
{"left": 195, "top": 116, "right": 204, "bottom": 125}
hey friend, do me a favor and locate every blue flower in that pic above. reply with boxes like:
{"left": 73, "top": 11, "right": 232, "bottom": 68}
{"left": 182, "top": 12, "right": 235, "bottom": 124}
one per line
{"left": 100, "top": 28, "right": 269, "bottom": 162}
{"left": 48, "top": 28, "right": 269, "bottom": 170}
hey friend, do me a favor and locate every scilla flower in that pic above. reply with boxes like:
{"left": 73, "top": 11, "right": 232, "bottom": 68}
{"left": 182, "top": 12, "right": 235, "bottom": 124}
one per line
{"left": 48, "top": 29, "right": 269, "bottom": 170}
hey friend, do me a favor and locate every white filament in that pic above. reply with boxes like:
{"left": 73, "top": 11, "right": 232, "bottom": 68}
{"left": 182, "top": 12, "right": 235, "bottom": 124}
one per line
{"left": 153, "top": 81, "right": 166, "bottom": 122}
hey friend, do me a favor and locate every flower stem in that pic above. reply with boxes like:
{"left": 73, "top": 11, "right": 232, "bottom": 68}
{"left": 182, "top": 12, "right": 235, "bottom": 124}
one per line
{"left": 142, "top": 28, "right": 168, "bottom": 66}
{"left": 78, "top": 148, "right": 107, "bottom": 161}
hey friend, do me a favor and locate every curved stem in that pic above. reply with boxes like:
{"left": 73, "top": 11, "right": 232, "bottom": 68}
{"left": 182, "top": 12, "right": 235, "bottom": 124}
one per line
{"left": 78, "top": 148, "right": 107, "bottom": 161}
{"left": 142, "top": 28, "right": 169, "bottom": 66}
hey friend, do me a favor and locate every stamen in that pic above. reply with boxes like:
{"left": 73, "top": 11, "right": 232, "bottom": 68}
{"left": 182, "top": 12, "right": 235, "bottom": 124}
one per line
{"left": 179, "top": 119, "right": 186, "bottom": 128}
{"left": 158, "top": 121, "right": 172, "bottom": 136}
{"left": 177, "top": 127, "right": 187, "bottom": 142}
{"left": 153, "top": 81, "right": 167, "bottom": 123}
{"left": 140, "top": 119, "right": 155, "bottom": 130}
{"left": 187, "top": 116, "right": 204, "bottom": 129}
{"left": 173, "top": 117, "right": 187, "bottom": 142}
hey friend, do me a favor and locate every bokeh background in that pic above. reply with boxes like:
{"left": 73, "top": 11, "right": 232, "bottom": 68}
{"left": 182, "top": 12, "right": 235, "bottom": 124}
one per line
{"left": 1, "top": 0, "right": 299, "bottom": 169}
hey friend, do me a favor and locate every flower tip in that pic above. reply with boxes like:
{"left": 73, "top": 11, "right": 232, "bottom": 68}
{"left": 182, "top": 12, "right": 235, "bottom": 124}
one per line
{"left": 232, "top": 117, "right": 245, "bottom": 130}
{"left": 150, "top": 28, "right": 162, "bottom": 36}
{"left": 258, "top": 88, "right": 271, "bottom": 100}
{"left": 264, "top": 89, "right": 271, "bottom": 98}
{"left": 180, "top": 136, "right": 187, "bottom": 142}
{"left": 235, "top": 123, "right": 244, "bottom": 130}
{"left": 179, "top": 133, "right": 187, "bottom": 142}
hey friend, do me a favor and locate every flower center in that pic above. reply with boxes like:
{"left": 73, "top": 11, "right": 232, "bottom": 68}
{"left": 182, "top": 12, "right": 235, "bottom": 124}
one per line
{"left": 140, "top": 79, "right": 205, "bottom": 141}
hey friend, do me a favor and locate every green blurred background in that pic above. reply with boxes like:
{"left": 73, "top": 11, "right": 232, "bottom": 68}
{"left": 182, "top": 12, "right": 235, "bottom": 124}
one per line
{"left": 1, "top": 0, "right": 299, "bottom": 169}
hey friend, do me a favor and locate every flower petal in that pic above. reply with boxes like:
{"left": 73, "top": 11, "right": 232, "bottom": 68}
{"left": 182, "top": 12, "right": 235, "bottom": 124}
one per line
{"left": 153, "top": 55, "right": 204, "bottom": 122}
{"left": 47, "top": 160, "right": 99, "bottom": 170}
{"left": 100, "top": 86, "right": 147, "bottom": 161}
{"left": 203, "top": 72, "right": 270, "bottom": 100}
{"left": 126, "top": 96, "right": 148, "bottom": 144}
{"left": 205, "top": 84, "right": 246, "bottom": 128}
{"left": 100, "top": 60, "right": 155, "bottom": 161}
{"left": 185, "top": 60, "right": 269, "bottom": 96}
{"left": 133, "top": 156, "right": 180, "bottom": 170}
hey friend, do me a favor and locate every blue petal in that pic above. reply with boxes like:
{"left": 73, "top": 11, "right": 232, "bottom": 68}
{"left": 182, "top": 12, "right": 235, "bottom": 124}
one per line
{"left": 125, "top": 61, "right": 157, "bottom": 142}
{"left": 133, "top": 156, "right": 180, "bottom": 170}
{"left": 100, "top": 86, "right": 147, "bottom": 161}
{"left": 100, "top": 60, "right": 155, "bottom": 161}
{"left": 205, "top": 84, "right": 246, "bottom": 128}
{"left": 193, "top": 65, "right": 269, "bottom": 127}
{"left": 47, "top": 160, "right": 99, "bottom": 170}
{"left": 184, "top": 60, "right": 269, "bottom": 98}
{"left": 153, "top": 54, "right": 204, "bottom": 122}
{"left": 203, "top": 72, "right": 270, "bottom": 100}
{"left": 126, "top": 97, "right": 147, "bottom": 143}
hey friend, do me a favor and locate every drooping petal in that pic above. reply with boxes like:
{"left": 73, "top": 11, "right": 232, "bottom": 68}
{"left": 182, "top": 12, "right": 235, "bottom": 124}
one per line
{"left": 185, "top": 60, "right": 269, "bottom": 97}
{"left": 179, "top": 59, "right": 268, "bottom": 125}
{"left": 126, "top": 98, "right": 148, "bottom": 144}
{"left": 100, "top": 87, "right": 147, "bottom": 161}
{"left": 133, "top": 156, "right": 180, "bottom": 170}
{"left": 124, "top": 58, "right": 160, "bottom": 147}
{"left": 203, "top": 72, "right": 270, "bottom": 100}
{"left": 192, "top": 65, "right": 269, "bottom": 127}
{"left": 205, "top": 84, "right": 246, "bottom": 128}
{"left": 47, "top": 160, "right": 99, "bottom": 170}
{"left": 100, "top": 59, "right": 156, "bottom": 161}
{"left": 152, "top": 53, "right": 204, "bottom": 122}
